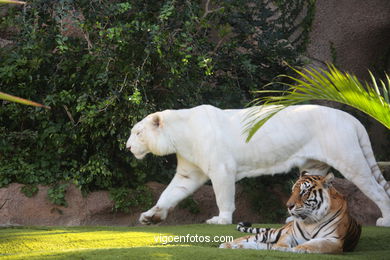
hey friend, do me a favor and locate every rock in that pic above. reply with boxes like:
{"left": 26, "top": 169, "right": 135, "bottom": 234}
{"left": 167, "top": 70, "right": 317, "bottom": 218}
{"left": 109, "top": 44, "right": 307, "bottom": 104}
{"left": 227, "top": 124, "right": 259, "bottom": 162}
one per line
{"left": 333, "top": 178, "right": 382, "bottom": 225}
{"left": 0, "top": 181, "right": 256, "bottom": 226}
{"left": 0, "top": 183, "right": 130, "bottom": 226}
{"left": 307, "top": 0, "right": 390, "bottom": 78}
{"left": 0, "top": 177, "right": 385, "bottom": 226}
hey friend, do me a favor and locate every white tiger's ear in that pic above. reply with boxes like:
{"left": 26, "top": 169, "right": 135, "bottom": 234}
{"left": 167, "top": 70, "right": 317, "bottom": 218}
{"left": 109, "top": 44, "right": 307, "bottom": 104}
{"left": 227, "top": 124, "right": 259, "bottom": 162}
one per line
{"left": 323, "top": 172, "right": 334, "bottom": 188}
{"left": 152, "top": 114, "right": 163, "bottom": 128}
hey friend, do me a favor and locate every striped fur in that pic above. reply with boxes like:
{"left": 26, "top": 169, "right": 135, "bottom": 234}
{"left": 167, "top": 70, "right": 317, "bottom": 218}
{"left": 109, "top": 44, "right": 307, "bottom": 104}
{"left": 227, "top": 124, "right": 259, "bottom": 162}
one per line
{"left": 220, "top": 172, "right": 362, "bottom": 253}
{"left": 357, "top": 127, "right": 390, "bottom": 197}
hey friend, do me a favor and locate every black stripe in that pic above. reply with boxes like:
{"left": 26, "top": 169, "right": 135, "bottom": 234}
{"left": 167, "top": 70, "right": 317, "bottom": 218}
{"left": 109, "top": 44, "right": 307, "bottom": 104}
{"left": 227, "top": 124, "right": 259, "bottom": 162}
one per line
{"left": 322, "top": 227, "right": 337, "bottom": 237}
{"left": 342, "top": 217, "right": 362, "bottom": 252}
{"left": 274, "top": 228, "right": 283, "bottom": 243}
{"left": 290, "top": 224, "right": 299, "bottom": 247}
{"left": 296, "top": 222, "right": 309, "bottom": 241}
{"left": 291, "top": 231, "right": 299, "bottom": 246}
{"left": 319, "top": 189, "right": 323, "bottom": 201}
{"left": 312, "top": 208, "right": 342, "bottom": 238}
{"left": 256, "top": 227, "right": 264, "bottom": 234}
{"left": 262, "top": 230, "right": 268, "bottom": 243}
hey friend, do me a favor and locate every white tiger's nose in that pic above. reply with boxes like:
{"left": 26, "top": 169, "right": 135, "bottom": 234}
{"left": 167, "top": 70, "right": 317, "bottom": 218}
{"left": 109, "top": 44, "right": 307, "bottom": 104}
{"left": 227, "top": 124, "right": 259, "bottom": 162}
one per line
{"left": 126, "top": 138, "right": 132, "bottom": 151}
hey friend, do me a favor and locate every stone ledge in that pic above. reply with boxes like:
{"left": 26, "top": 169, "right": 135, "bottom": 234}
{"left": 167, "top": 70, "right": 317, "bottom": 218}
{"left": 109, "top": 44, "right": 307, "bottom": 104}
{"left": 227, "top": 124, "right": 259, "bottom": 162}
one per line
{"left": 0, "top": 177, "right": 385, "bottom": 226}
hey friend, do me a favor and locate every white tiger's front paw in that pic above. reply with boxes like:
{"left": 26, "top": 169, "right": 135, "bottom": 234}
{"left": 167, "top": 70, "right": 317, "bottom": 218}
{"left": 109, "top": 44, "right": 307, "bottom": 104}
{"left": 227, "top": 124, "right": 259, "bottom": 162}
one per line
{"left": 376, "top": 217, "right": 390, "bottom": 227}
{"left": 206, "top": 216, "right": 232, "bottom": 224}
{"left": 139, "top": 206, "right": 168, "bottom": 225}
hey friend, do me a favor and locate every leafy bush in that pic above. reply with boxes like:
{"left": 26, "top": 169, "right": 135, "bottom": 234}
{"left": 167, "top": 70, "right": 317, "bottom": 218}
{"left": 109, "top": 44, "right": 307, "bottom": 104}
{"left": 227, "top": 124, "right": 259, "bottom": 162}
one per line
{"left": 239, "top": 170, "right": 297, "bottom": 223}
{"left": 47, "top": 183, "right": 68, "bottom": 207}
{"left": 20, "top": 184, "right": 39, "bottom": 198}
{"left": 109, "top": 186, "right": 153, "bottom": 213}
{"left": 178, "top": 196, "right": 200, "bottom": 214}
{"left": 0, "top": 0, "right": 314, "bottom": 199}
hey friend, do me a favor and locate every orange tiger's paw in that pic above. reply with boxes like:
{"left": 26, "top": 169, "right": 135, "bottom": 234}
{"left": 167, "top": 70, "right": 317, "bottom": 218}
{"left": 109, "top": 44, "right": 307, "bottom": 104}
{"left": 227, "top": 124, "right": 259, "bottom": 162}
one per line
{"left": 272, "top": 245, "right": 293, "bottom": 253}
{"left": 219, "top": 242, "right": 234, "bottom": 249}
{"left": 293, "top": 245, "right": 311, "bottom": 253}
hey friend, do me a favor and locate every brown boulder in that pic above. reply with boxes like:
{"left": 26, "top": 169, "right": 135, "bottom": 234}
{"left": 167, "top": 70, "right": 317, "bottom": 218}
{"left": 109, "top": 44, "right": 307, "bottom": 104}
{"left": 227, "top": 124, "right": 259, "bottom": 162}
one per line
{"left": 0, "top": 178, "right": 385, "bottom": 226}
{"left": 333, "top": 178, "right": 381, "bottom": 225}
{"left": 0, "top": 183, "right": 131, "bottom": 226}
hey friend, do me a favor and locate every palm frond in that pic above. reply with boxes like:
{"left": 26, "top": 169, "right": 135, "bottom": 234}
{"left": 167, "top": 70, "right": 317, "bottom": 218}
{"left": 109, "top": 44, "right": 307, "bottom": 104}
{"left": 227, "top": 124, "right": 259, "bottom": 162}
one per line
{"left": 0, "top": 91, "right": 50, "bottom": 109}
{"left": 246, "top": 64, "right": 390, "bottom": 141}
{"left": 0, "top": 1, "right": 49, "bottom": 109}
{"left": 0, "top": 0, "right": 26, "bottom": 4}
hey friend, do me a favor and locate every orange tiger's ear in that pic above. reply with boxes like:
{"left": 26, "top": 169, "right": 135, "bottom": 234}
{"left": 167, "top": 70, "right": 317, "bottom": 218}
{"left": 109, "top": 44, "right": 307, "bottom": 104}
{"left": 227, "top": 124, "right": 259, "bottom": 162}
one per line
{"left": 323, "top": 172, "right": 334, "bottom": 188}
{"left": 300, "top": 171, "right": 309, "bottom": 177}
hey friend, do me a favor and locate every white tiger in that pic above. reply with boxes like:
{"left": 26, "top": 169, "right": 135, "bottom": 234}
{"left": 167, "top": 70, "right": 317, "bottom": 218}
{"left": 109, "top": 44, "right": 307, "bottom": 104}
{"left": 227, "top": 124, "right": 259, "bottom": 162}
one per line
{"left": 126, "top": 104, "right": 390, "bottom": 226}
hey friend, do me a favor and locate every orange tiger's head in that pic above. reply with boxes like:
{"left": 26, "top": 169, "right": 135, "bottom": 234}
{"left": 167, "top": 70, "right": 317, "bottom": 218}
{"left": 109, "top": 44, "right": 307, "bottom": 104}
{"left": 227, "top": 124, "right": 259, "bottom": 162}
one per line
{"left": 286, "top": 172, "right": 334, "bottom": 223}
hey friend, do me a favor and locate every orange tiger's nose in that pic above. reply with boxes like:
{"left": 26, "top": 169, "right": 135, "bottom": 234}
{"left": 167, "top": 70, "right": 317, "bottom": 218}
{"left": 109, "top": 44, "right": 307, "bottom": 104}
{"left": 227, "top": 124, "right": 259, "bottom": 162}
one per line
{"left": 286, "top": 201, "right": 294, "bottom": 210}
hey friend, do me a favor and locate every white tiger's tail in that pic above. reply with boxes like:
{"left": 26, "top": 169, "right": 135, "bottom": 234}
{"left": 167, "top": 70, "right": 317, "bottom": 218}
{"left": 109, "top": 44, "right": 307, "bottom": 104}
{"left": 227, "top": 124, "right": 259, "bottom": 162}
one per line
{"left": 357, "top": 123, "right": 390, "bottom": 198}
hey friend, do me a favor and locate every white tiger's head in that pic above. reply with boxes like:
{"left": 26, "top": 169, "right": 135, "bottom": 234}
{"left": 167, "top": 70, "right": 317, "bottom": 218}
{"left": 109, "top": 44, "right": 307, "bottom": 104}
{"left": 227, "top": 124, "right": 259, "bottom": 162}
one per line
{"left": 126, "top": 112, "right": 175, "bottom": 159}
{"left": 286, "top": 172, "right": 334, "bottom": 223}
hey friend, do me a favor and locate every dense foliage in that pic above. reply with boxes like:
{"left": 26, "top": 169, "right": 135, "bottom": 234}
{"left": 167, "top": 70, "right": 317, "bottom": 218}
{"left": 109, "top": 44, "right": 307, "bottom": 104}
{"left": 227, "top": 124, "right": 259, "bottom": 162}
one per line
{"left": 0, "top": 0, "right": 314, "bottom": 208}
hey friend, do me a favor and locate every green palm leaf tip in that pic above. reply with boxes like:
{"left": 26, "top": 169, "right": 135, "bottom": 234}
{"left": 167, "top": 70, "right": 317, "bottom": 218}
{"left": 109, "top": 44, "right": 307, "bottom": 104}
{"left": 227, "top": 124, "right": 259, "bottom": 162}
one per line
{"left": 246, "top": 64, "right": 390, "bottom": 141}
{"left": 0, "top": 0, "right": 26, "bottom": 4}
{"left": 0, "top": 1, "right": 48, "bottom": 109}
{"left": 0, "top": 91, "right": 50, "bottom": 109}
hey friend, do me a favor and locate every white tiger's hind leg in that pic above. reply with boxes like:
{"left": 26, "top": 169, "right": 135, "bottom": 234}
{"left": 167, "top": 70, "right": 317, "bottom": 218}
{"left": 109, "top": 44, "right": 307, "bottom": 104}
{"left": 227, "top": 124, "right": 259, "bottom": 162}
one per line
{"left": 334, "top": 158, "right": 390, "bottom": 227}
{"left": 354, "top": 122, "right": 390, "bottom": 226}
{"left": 351, "top": 175, "right": 390, "bottom": 226}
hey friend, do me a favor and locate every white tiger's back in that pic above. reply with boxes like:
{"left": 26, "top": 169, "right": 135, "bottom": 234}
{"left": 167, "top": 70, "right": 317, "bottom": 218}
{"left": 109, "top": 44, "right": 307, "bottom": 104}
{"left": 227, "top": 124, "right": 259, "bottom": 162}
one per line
{"left": 208, "top": 105, "right": 358, "bottom": 178}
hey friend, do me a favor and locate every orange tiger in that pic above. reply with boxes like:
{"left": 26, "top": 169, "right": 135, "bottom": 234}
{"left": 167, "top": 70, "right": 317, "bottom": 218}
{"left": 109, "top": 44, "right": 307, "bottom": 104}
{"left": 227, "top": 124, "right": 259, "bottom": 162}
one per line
{"left": 220, "top": 172, "right": 362, "bottom": 253}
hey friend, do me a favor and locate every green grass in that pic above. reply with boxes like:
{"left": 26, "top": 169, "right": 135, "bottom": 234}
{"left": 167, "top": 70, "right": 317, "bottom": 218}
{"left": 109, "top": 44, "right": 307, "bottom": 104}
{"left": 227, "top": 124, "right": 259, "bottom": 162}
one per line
{"left": 0, "top": 224, "right": 389, "bottom": 259}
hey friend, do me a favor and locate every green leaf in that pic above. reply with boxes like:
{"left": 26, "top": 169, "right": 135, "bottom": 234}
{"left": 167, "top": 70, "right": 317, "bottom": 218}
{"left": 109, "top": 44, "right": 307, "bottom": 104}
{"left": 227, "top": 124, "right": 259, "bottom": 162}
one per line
{"left": 0, "top": 0, "right": 25, "bottom": 4}
{"left": 0, "top": 91, "right": 50, "bottom": 109}
{"left": 247, "top": 64, "right": 390, "bottom": 141}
